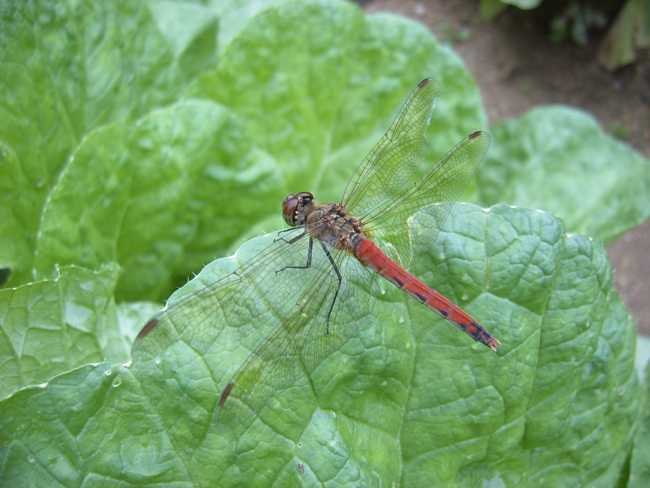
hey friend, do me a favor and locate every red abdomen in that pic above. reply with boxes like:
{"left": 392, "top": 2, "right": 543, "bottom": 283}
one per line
{"left": 353, "top": 238, "right": 499, "bottom": 350}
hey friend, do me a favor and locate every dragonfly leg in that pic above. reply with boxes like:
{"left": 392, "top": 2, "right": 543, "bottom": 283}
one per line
{"left": 275, "top": 226, "right": 304, "bottom": 240}
{"left": 319, "top": 241, "right": 342, "bottom": 335}
{"left": 276, "top": 236, "right": 313, "bottom": 274}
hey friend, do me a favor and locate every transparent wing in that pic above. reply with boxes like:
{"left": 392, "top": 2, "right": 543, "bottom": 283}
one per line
{"left": 340, "top": 78, "right": 441, "bottom": 218}
{"left": 131, "top": 226, "right": 379, "bottom": 433}
{"left": 364, "top": 131, "right": 490, "bottom": 269}
{"left": 131, "top": 229, "right": 317, "bottom": 362}
{"left": 215, "top": 243, "right": 379, "bottom": 432}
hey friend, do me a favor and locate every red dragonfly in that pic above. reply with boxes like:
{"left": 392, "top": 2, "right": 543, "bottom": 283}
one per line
{"left": 133, "top": 78, "right": 499, "bottom": 432}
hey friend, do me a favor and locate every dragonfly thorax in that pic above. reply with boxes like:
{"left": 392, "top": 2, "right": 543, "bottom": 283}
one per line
{"left": 305, "top": 203, "right": 368, "bottom": 251}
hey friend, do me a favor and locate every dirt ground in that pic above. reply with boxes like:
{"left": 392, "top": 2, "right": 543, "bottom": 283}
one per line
{"left": 362, "top": 0, "right": 650, "bottom": 334}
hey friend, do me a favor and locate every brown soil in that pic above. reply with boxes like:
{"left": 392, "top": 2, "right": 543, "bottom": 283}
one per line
{"left": 362, "top": 0, "right": 650, "bottom": 334}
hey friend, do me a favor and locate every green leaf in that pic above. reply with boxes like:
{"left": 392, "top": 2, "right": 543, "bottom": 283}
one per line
{"left": 210, "top": 0, "right": 298, "bottom": 53}
{"left": 0, "top": 205, "right": 640, "bottom": 487}
{"left": 629, "top": 358, "right": 650, "bottom": 487}
{"left": 476, "top": 106, "right": 650, "bottom": 244}
{"left": 116, "top": 300, "right": 165, "bottom": 348}
{"left": 0, "top": 0, "right": 217, "bottom": 288}
{"left": 0, "top": 263, "right": 157, "bottom": 401}
{"left": 146, "top": 0, "right": 219, "bottom": 79}
{"left": 497, "top": 0, "right": 543, "bottom": 9}
{"left": 598, "top": 0, "right": 650, "bottom": 71}
{"left": 1, "top": 1, "right": 646, "bottom": 484}
{"left": 32, "top": 99, "right": 282, "bottom": 301}
{"left": 188, "top": 0, "right": 486, "bottom": 206}
{"left": 480, "top": 0, "right": 508, "bottom": 21}
{"left": 2, "top": 0, "right": 486, "bottom": 304}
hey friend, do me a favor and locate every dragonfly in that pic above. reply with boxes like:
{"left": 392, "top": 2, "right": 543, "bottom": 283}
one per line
{"left": 132, "top": 78, "right": 499, "bottom": 432}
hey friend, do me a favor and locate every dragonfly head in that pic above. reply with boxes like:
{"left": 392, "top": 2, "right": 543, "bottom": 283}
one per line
{"left": 282, "top": 192, "right": 315, "bottom": 226}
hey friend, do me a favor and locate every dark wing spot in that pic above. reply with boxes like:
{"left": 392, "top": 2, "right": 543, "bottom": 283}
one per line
{"left": 137, "top": 318, "right": 159, "bottom": 338}
{"left": 218, "top": 383, "right": 234, "bottom": 407}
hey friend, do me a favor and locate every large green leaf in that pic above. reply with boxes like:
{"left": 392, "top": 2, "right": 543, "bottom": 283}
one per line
{"left": 0, "top": 205, "right": 640, "bottom": 487}
{"left": 0, "top": 264, "right": 159, "bottom": 401}
{"left": 209, "top": 0, "right": 298, "bottom": 53}
{"left": 1, "top": 1, "right": 647, "bottom": 486}
{"left": 0, "top": 0, "right": 217, "bottom": 287}
{"left": 187, "top": 0, "right": 487, "bottom": 206}
{"left": 629, "top": 359, "right": 650, "bottom": 488}
{"left": 31, "top": 99, "right": 281, "bottom": 301}
{"left": 1, "top": 0, "right": 486, "bottom": 303}
{"left": 476, "top": 106, "right": 650, "bottom": 244}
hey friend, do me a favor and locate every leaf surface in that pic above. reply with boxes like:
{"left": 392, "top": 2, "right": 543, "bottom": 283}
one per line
{"left": 0, "top": 205, "right": 640, "bottom": 487}
{"left": 0, "top": 0, "right": 216, "bottom": 286}
{"left": 0, "top": 264, "right": 159, "bottom": 401}
{"left": 475, "top": 106, "right": 650, "bottom": 244}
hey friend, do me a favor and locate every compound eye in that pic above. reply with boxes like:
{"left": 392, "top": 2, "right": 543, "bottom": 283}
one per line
{"left": 296, "top": 191, "right": 314, "bottom": 201}
{"left": 282, "top": 194, "right": 298, "bottom": 226}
